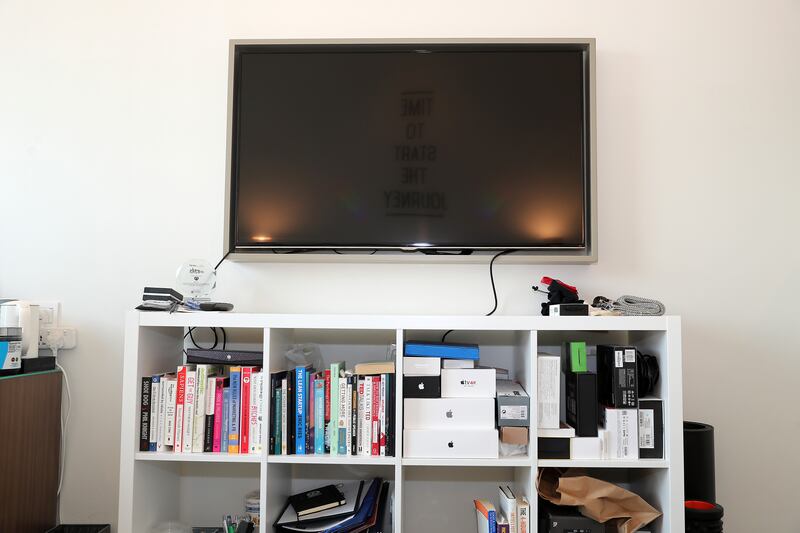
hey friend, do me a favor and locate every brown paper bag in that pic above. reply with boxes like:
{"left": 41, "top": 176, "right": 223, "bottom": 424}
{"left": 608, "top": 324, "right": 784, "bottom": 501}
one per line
{"left": 537, "top": 468, "right": 661, "bottom": 533}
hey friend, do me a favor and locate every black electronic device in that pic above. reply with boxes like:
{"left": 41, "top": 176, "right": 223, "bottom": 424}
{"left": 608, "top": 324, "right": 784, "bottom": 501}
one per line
{"left": 539, "top": 499, "right": 603, "bottom": 532}
{"left": 185, "top": 348, "right": 263, "bottom": 366}
{"left": 565, "top": 371, "right": 598, "bottom": 437}
{"left": 597, "top": 345, "right": 638, "bottom": 408}
{"left": 226, "top": 42, "right": 594, "bottom": 254}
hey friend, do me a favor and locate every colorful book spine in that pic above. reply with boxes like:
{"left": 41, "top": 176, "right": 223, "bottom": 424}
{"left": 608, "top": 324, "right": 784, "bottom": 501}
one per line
{"left": 308, "top": 372, "right": 315, "bottom": 454}
{"left": 357, "top": 377, "right": 365, "bottom": 454}
{"left": 329, "top": 362, "right": 342, "bottom": 454}
{"left": 286, "top": 369, "right": 295, "bottom": 455}
{"left": 281, "top": 378, "right": 288, "bottom": 455}
{"left": 344, "top": 376, "right": 353, "bottom": 455}
{"left": 221, "top": 387, "right": 231, "bottom": 452}
{"left": 362, "top": 376, "right": 372, "bottom": 456}
{"left": 212, "top": 377, "right": 225, "bottom": 452}
{"left": 228, "top": 366, "right": 241, "bottom": 453}
{"left": 192, "top": 364, "right": 211, "bottom": 452}
{"left": 371, "top": 376, "right": 380, "bottom": 456}
{"left": 174, "top": 367, "right": 188, "bottom": 452}
{"left": 163, "top": 377, "right": 177, "bottom": 448}
{"left": 156, "top": 376, "right": 167, "bottom": 452}
{"left": 324, "top": 368, "right": 331, "bottom": 453}
{"left": 240, "top": 367, "right": 252, "bottom": 454}
{"left": 350, "top": 376, "right": 358, "bottom": 455}
{"left": 314, "top": 378, "right": 325, "bottom": 453}
{"left": 139, "top": 377, "right": 151, "bottom": 452}
{"left": 182, "top": 370, "right": 196, "bottom": 453}
{"left": 295, "top": 366, "right": 307, "bottom": 454}
{"left": 203, "top": 376, "right": 217, "bottom": 453}
{"left": 379, "top": 374, "right": 387, "bottom": 456}
{"left": 337, "top": 376, "right": 348, "bottom": 455}
{"left": 273, "top": 377, "right": 282, "bottom": 454}
{"left": 149, "top": 376, "right": 160, "bottom": 451}
{"left": 249, "top": 371, "right": 262, "bottom": 454}
{"left": 517, "top": 497, "right": 529, "bottom": 533}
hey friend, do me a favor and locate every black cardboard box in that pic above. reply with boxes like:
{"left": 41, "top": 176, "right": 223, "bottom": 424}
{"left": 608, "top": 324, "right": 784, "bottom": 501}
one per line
{"left": 538, "top": 437, "right": 570, "bottom": 459}
{"left": 597, "top": 345, "right": 638, "bottom": 408}
{"left": 638, "top": 398, "right": 664, "bottom": 459}
{"left": 403, "top": 375, "right": 441, "bottom": 398}
{"left": 565, "top": 371, "right": 598, "bottom": 437}
{"left": 539, "top": 500, "right": 604, "bottom": 532}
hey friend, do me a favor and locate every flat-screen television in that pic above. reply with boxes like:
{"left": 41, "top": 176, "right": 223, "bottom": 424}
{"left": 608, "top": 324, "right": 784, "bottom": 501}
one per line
{"left": 226, "top": 40, "right": 595, "bottom": 257}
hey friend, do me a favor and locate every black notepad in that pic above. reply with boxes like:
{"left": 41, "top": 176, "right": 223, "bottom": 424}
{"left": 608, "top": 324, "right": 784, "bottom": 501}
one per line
{"left": 289, "top": 484, "right": 346, "bottom": 517}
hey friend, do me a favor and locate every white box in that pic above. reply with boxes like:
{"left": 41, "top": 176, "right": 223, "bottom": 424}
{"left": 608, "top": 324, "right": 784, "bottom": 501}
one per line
{"left": 441, "top": 368, "right": 496, "bottom": 398}
{"left": 403, "top": 356, "right": 441, "bottom": 376}
{"left": 537, "top": 355, "right": 560, "bottom": 429}
{"left": 571, "top": 437, "right": 603, "bottom": 459}
{"left": 403, "top": 428, "right": 499, "bottom": 458}
{"left": 603, "top": 408, "right": 639, "bottom": 460}
{"left": 442, "top": 359, "right": 475, "bottom": 369}
{"left": 404, "top": 398, "right": 495, "bottom": 429}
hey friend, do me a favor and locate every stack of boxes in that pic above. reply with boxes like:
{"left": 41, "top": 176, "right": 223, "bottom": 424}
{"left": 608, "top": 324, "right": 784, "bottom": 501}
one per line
{"left": 537, "top": 343, "right": 664, "bottom": 461}
{"left": 402, "top": 342, "right": 499, "bottom": 459}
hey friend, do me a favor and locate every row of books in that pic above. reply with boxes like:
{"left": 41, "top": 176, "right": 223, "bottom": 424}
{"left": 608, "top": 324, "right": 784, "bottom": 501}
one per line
{"left": 139, "top": 364, "right": 264, "bottom": 454}
{"left": 269, "top": 361, "right": 396, "bottom": 456}
{"left": 474, "top": 487, "right": 530, "bottom": 533}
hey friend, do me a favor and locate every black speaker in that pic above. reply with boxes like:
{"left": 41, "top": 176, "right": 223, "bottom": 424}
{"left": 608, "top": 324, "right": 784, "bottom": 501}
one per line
{"left": 683, "top": 421, "right": 716, "bottom": 502}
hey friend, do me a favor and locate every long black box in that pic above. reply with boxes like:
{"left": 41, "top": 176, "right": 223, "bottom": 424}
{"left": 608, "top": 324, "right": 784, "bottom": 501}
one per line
{"left": 537, "top": 437, "right": 570, "bottom": 459}
{"left": 638, "top": 398, "right": 664, "bottom": 459}
{"left": 403, "top": 375, "right": 440, "bottom": 398}
{"left": 539, "top": 500, "right": 603, "bottom": 532}
{"left": 565, "top": 371, "right": 598, "bottom": 437}
{"left": 597, "top": 345, "right": 638, "bottom": 408}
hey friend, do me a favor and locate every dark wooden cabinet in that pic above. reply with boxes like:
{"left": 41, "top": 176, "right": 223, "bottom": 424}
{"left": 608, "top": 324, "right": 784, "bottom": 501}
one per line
{"left": 0, "top": 370, "right": 62, "bottom": 533}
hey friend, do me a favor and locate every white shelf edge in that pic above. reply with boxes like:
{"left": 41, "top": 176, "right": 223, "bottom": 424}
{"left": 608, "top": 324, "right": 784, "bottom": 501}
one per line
{"left": 267, "top": 454, "right": 397, "bottom": 465}
{"left": 133, "top": 310, "right": 673, "bottom": 332}
{"left": 135, "top": 451, "right": 262, "bottom": 463}
{"left": 537, "top": 459, "right": 669, "bottom": 469}
{"left": 402, "top": 457, "right": 533, "bottom": 467}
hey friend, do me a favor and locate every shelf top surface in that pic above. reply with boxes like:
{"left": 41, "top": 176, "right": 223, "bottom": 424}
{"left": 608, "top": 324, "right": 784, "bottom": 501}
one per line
{"left": 133, "top": 311, "right": 678, "bottom": 331}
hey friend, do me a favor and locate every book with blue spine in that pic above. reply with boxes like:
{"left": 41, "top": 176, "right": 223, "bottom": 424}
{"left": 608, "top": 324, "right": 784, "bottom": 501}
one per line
{"left": 221, "top": 387, "right": 230, "bottom": 452}
{"left": 295, "top": 365, "right": 310, "bottom": 454}
{"left": 314, "top": 377, "right": 325, "bottom": 454}
{"left": 405, "top": 341, "right": 480, "bottom": 360}
{"left": 328, "top": 362, "right": 344, "bottom": 455}
{"left": 474, "top": 498, "right": 497, "bottom": 533}
{"left": 228, "top": 366, "right": 241, "bottom": 453}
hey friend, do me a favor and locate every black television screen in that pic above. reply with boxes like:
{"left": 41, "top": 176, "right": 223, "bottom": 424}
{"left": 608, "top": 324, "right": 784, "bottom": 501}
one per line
{"left": 228, "top": 42, "right": 593, "bottom": 253}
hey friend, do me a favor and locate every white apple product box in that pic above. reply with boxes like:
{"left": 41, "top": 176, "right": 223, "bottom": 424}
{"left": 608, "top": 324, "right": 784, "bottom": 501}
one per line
{"left": 403, "top": 356, "right": 441, "bottom": 376}
{"left": 442, "top": 359, "right": 475, "bottom": 369}
{"left": 537, "top": 355, "right": 560, "bottom": 429}
{"left": 404, "top": 398, "right": 495, "bottom": 429}
{"left": 571, "top": 436, "right": 603, "bottom": 459}
{"left": 441, "top": 368, "right": 496, "bottom": 398}
{"left": 403, "top": 428, "right": 499, "bottom": 458}
{"left": 603, "top": 408, "right": 639, "bottom": 460}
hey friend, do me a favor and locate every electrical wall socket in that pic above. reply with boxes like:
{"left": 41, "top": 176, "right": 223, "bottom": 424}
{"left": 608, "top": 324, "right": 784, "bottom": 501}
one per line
{"left": 35, "top": 301, "right": 61, "bottom": 348}
{"left": 41, "top": 326, "right": 77, "bottom": 350}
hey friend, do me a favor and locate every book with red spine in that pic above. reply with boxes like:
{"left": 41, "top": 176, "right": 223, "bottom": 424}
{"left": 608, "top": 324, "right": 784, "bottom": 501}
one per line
{"left": 324, "top": 368, "right": 331, "bottom": 453}
{"left": 212, "top": 377, "right": 226, "bottom": 452}
{"left": 240, "top": 367, "right": 253, "bottom": 454}
{"left": 371, "top": 376, "right": 380, "bottom": 456}
{"left": 174, "top": 366, "right": 189, "bottom": 453}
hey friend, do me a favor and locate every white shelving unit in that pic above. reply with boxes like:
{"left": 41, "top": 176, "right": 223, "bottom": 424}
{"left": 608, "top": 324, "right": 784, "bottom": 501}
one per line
{"left": 118, "top": 312, "right": 684, "bottom": 532}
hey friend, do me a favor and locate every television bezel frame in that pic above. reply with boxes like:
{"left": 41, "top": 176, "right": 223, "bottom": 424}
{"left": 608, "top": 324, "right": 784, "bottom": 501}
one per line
{"left": 223, "top": 38, "right": 597, "bottom": 263}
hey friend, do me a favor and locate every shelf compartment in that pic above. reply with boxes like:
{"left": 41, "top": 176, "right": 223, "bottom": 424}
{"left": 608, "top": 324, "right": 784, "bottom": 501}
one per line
{"left": 403, "top": 465, "right": 533, "bottom": 533}
{"left": 402, "top": 456, "right": 532, "bottom": 467}
{"left": 538, "top": 458, "right": 669, "bottom": 469}
{"left": 135, "top": 451, "right": 262, "bottom": 463}
{"left": 268, "top": 454, "right": 396, "bottom": 465}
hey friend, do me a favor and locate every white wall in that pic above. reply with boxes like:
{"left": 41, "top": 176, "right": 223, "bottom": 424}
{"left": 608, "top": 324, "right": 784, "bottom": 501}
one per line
{"left": 1, "top": 1, "right": 798, "bottom": 531}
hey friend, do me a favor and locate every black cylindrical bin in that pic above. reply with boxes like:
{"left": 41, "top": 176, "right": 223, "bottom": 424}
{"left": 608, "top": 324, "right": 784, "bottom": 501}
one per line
{"left": 684, "top": 421, "right": 716, "bottom": 502}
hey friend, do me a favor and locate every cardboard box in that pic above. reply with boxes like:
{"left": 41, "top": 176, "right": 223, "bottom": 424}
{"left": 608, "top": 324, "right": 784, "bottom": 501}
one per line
{"left": 562, "top": 341, "right": 588, "bottom": 372}
{"left": 602, "top": 407, "right": 639, "bottom": 460}
{"left": 499, "top": 426, "right": 529, "bottom": 445}
{"left": 539, "top": 500, "right": 603, "bottom": 532}
{"left": 403, "top": 428, "right": 498, "bottom": 458}
{"left": 565, "top": 371, "right": 598, "bottom": 437}
{"left": 571, "top": 436, "right": 603, "bottom": 460}
{"left": 496, "top": 380, "right": 530, "bottom": 427}
{"left": 537, "top": 355, "right": 560, "bottom": 429}
{"left": 403, "top": 375, "right": 441, "bottom": 398}
{"left": 638, "top": 398, "right": 664, "bottom": 459}
{"left": 597, "top": 345, "right": 638, "bottom": 408}
{"left": 442, "top": 359, "right": 475, "bottom": 369}
{"left": 403, "top": 398, "right": 495, "bottom": 429}
{"left": 538, "top": 437, "right": 570, "bottom": 459}
{"left": 403, "top": 356, "right": 440, "bottom": 376}
{"left": 441, "top": 368, "right": 496, "bottom": 398}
